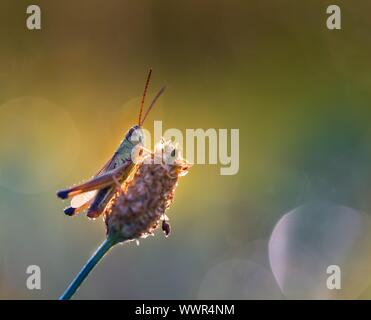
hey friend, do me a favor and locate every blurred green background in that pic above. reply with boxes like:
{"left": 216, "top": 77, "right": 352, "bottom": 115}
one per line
{"left": 1, "top": 0, "right": 371, "bottom": 299}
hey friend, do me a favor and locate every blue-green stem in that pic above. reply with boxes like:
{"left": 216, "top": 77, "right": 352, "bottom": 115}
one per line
{"left": 59, "top": 235, "right": 119, "bottom": 300}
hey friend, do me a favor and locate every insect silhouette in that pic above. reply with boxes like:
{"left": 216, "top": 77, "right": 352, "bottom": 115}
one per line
{"left": 57, "top": 69, "right": 165, "bottom": 219}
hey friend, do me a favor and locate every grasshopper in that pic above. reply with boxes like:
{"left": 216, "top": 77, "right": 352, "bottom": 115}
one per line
{"left": 57, "top": 69, "right": 165, "bottom": 219}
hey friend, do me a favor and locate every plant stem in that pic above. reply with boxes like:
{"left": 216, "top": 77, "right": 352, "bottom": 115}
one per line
{"left": 59, "top": 235, "right": 119, "bottom": 300}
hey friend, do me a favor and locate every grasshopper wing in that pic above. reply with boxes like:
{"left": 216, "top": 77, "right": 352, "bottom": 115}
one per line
{"left": 63, "top": 190, "right": 98, "bottom": 216}
{"left": 63, "top": 190, "right": 97, "bottom": 216}
{"left": 71, "top": 190, "right": 98, "bottom": 208}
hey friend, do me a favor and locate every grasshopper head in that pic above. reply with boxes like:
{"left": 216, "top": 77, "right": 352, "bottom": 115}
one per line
{"left": 116, "top": 125, "right": 145, "bottom": 163}
{"left": 126, "top": 125, "right": 144, "bottom": 146}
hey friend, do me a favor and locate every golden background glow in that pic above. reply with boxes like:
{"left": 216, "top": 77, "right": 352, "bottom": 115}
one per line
{"left": 1, "top": 0, "right": 371, "bottom": 299}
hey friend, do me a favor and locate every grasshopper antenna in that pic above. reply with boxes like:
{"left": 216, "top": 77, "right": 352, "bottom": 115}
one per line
{"left": 140, "top": 86, "right": 166, "bottom": 126}
{"left": 138, "top": 68, "right": 153, "bottom": 126}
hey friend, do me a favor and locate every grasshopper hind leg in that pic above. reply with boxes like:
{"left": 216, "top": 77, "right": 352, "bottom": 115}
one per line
{"left": 87, "top": 186, "right": 112, "bottom": 219}
{"left": 64, "top": 198, "right": 92, "bottom": 216}
{"left": 64, "top": 206, "right": 76, "bottom": 216}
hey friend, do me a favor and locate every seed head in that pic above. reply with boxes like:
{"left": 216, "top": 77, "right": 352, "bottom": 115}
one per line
{"left": 104, "top": 140, "right": 191, "bottom": 242}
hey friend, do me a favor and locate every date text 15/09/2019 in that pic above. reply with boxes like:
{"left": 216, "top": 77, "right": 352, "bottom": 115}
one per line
{"left": 135, "top": 304, "right": 235, "bottom": 317}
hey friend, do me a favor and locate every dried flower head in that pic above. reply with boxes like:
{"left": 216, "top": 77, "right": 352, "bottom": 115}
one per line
{"left": 104, "top": 139, "right": 191, "bottom": 243}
